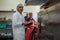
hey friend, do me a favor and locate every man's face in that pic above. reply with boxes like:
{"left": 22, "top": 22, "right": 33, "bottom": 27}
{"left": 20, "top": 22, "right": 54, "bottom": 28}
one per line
{"left": 18, "top": 7, "right": 23, "bottom": 13}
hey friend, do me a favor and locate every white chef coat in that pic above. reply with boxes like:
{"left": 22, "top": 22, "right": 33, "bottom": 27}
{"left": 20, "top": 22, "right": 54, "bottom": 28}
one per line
{"left": 12, "top": 11, "right": 25, "bottom": 40}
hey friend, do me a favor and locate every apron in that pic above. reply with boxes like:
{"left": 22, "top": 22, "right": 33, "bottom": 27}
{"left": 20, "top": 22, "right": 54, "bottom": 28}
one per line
{"left": 26, "top": 18, "right": 34, "bottom": 40}
{"left": 26, "top": 18, "right": 40, "bottom": 40}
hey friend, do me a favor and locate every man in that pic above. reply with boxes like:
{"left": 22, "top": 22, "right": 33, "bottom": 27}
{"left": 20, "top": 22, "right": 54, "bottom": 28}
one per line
{"left": 12, "top": 3, "right": 28, "bottom": 40}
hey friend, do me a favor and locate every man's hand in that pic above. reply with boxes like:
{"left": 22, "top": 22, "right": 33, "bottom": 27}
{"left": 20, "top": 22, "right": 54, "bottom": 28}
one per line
{"left": 22, "top": 22, "right": 32, "bottom": 26}
{"left": 22, "top": 22, "right": 28, "bottom": 25}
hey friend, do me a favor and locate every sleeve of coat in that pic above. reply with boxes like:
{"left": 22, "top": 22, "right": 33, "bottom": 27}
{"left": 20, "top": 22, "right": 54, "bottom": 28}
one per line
{"left": 12, "top": 14, "right": 23, "bottom": 27}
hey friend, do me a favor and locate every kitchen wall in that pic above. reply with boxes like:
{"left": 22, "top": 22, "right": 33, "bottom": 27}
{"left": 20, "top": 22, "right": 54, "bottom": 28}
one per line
{"left": 0, "top": 0, "right": 25, "bottom": 11}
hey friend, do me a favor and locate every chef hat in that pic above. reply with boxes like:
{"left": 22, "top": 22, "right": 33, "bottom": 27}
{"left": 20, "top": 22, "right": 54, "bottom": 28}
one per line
{"left": 17, "top": 3, "right": 23, "bottom": 10}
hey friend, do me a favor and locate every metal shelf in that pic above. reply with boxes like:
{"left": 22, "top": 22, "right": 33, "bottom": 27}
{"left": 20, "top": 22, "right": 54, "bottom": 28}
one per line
{"left": 0, "top": 11, "right": 15, "bottom": 12}
{"left": 0, "top": 28, "right": 12, "bottom": 30}
{"left": 0, "top": 20, "right": 12, "bottom": 22}
{"left": 0, "top": 28, "right": 12, "bottom": 33}
{"left": 0, "top": 36, "right": 13, "bottom": 38}
{"left": 0, "top": 20, "right": 12, "bottom": 23}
